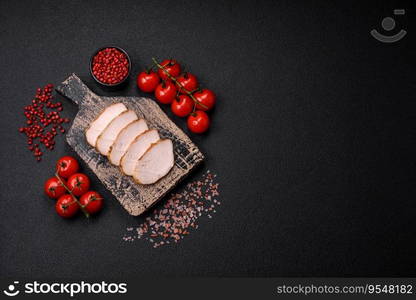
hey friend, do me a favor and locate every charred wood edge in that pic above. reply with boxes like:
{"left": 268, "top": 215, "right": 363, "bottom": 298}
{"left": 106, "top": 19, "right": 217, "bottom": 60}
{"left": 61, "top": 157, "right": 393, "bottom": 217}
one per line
{"left": 56, "top": 73, "right": 92, "bottom": 105}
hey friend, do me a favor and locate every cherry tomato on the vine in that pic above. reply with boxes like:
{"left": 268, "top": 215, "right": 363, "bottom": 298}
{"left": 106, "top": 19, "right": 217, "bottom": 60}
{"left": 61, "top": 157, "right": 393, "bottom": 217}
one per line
{"left": 56, "top": 156, "right": 79, "bottom": 178}
{"left": 79, "top": 191, "right": 103, "bottom": 215}
{"left": 55, "top": 194, "right": 79, "bottom": 218}
{"left": 187, "top": 110, "right": 210, "bottom": 134}
{"left": 177, "top": 73, "right": 198, "bottom": 94}
{"left": 137, "top": 70, "right": 160, "bottom": 92}
{"left": 67, "top": 173, "right": 90, "bottom": 196}
{"left": 171, "top": 95, "right": 194, "bottom": 117}
{"left": 158, "top": 59, "right": 181, "bottom": 80}
{"left": 194, "top": 89, "right": 216, "bottom": 111}
{"left": 155, "top": 81, "right": 177, "bottom": 104}
{"left": 44, "top": 177, "right": 67, "bottom": 199}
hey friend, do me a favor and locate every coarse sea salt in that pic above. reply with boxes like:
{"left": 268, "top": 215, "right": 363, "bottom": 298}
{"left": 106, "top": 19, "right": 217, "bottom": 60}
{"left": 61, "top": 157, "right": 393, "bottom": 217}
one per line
{"left": 122, "top": 170, "right": 220, "bottom": 248}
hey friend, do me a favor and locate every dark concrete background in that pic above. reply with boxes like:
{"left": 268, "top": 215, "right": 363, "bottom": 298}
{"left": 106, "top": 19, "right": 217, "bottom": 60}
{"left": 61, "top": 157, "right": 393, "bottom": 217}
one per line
{"left": 0, "top": 0, "right": 415, "bottom": 278}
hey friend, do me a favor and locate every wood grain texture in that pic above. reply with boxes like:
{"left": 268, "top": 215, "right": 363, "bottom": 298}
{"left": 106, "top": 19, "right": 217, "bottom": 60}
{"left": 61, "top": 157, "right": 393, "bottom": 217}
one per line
{"left": 56, "top": 74, "right": 204, "bottom": 216}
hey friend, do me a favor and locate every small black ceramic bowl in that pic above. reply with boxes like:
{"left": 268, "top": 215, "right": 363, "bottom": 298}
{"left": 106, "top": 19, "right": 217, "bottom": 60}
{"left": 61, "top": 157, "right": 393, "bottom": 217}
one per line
{"left": 90, "top": 46, "right": 131, "bottom": 89}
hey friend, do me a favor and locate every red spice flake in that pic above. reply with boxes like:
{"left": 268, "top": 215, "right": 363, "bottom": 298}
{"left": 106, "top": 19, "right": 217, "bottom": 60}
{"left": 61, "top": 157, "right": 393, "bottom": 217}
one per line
{"left": 122, "top": 170, "right": 220, "bottom": 248}
{"left": 92, "top": 48, "right": 129, "bottom": 85}
{"left": 18, "top": 84, "right": 70, "bottom": 162}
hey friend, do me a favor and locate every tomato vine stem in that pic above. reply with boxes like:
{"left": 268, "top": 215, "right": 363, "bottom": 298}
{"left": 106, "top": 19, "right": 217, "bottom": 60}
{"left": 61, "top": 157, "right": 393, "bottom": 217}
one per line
{"left": 151, "top": 57, "right": 208, "bottom": 109}
{"left": 54, "top": 171, "right": 90, "bottom": 218}
{"left": 146, "top": 63, "right": 156, "bottom": 74}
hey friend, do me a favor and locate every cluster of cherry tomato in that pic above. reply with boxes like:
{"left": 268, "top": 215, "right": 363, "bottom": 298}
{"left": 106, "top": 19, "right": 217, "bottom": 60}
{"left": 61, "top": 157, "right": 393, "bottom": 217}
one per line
{"left": 137, "top": 59, "right": 215, "bottom": 134}
{"left": 44, "top": 156, "right": 103, "bottom": 218}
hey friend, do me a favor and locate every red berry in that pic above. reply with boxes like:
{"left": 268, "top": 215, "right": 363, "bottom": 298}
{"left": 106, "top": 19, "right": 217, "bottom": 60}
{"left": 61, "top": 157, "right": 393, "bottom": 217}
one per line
{"left": 177, "top": 73, "right": 198, "bottom": 94}
{"left": 157, "top": 59, "right": 181, "bottom": 80}
{"left": 55, "top": 194, "right": 79, "bottom": 218}
{"left": 171, "top": 95, "right": 194, "bottom": 117}
{"left": 44, "top": 177, "right": 66, "bottom": 199}
{"left": 137, "top": 70, "right": 160, "bottom": 92}
{"left": 194, "top": 89, "right": 216, "bottom": 111}
{"left": 155, "top": 81, "right": 177, "bottom": 104}
{"left": 187, "top": 110, "right": 210, "bottom": 134}
{"left": 79, "top": 191, "right": 103, "bottom": 215}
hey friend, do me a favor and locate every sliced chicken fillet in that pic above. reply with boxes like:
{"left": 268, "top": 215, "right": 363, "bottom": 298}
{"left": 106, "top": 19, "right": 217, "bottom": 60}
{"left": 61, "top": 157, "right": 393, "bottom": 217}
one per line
{"left": 109, "top": 119, "right": 148, "bottom": 166}
{"left": 85, "top": 103, "right": 127, "bottom": 147}
{"left": 120, "top": 129, "right": 160, "bottom": 176}
{"left": 96, "top": 110, "right": 138, "bottom": 156}
{"left": 133, "top": 139, "right": 174, "bottom": 185}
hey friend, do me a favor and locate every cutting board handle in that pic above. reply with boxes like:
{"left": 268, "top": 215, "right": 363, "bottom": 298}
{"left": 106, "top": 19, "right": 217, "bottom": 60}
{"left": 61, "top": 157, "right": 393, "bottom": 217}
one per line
{"left": 56, "top": 73, "right": 97, "bottom": 106}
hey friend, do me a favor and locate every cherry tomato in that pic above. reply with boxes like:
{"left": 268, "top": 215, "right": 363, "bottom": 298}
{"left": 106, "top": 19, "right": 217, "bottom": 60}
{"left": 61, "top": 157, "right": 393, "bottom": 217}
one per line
{"left": 155, "top": 81, "right": 177, "bottom": 104}
{"left": 67, "top": 173, "right": 90, "bottom": 196}
{"left": 55, "top": 194, "right": 79, "bottom": 218}
{"left": 187, "top": 110, "right": 210, "bottom": 134}
{"left": 158, "top": 59, "right": 181, "bottom": 80}
{"left": 194, "top": 89, "right": 216, "bottom": 111}
{"left": 56, "top": 156, "right": 79, "bottom": 178}
{"left": 137, "top": 70, "right": 160, "bottom": 92}
{"left": 177, "top": 73, "right": 198, "bottom": 94}
{"left": 79, "top": 191, "right": 103, "bottom": 215}
{"left": 44, "top": 177, "right": 67, "bottom": 199}
{"left": 171, "top": 95, "right": 194, "bottom": 117}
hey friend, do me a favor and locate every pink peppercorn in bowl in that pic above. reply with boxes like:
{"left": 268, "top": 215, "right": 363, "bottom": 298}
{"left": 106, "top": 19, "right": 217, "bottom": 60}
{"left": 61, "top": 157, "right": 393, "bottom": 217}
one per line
{"left": 90, "top": 46, "right": 131, "bottom": 89}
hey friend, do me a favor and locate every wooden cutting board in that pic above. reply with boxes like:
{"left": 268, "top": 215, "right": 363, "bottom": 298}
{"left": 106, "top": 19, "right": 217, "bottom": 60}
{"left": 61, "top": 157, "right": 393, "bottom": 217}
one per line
{"left": 56, "top": 74, "right": 204, "bottom": 216}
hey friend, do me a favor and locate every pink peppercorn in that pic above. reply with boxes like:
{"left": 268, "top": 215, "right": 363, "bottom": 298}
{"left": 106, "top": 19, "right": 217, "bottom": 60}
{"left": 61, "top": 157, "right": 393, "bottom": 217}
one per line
{"left": 18, "top": 84, "right": 69, "bottom": 162}
{"left": 92, "top": 47, "right": 130, "bottom": 85}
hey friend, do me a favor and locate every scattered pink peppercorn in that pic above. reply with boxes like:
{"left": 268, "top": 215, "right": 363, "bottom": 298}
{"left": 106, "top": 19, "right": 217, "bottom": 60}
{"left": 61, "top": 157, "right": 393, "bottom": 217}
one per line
{"left": 18, "top": 84, "right": 70, "bottom": 162}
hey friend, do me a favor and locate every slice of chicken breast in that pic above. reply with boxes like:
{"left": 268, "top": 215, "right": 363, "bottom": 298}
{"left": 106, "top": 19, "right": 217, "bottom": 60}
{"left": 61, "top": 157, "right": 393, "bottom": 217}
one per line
{"left": 96, "top": 110, "right": 138, "bottom": 156}
{"left": 108, "top": 119, "right": 148, "bottom": 166}
{"left": 85, "top": 103, "right": 127, "bottom": 147}
{"left": 133, "top": 139, "right": 174, "bottom": 185}
{"left": 120, "top": 129, "right": 160, "bottom": 176}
